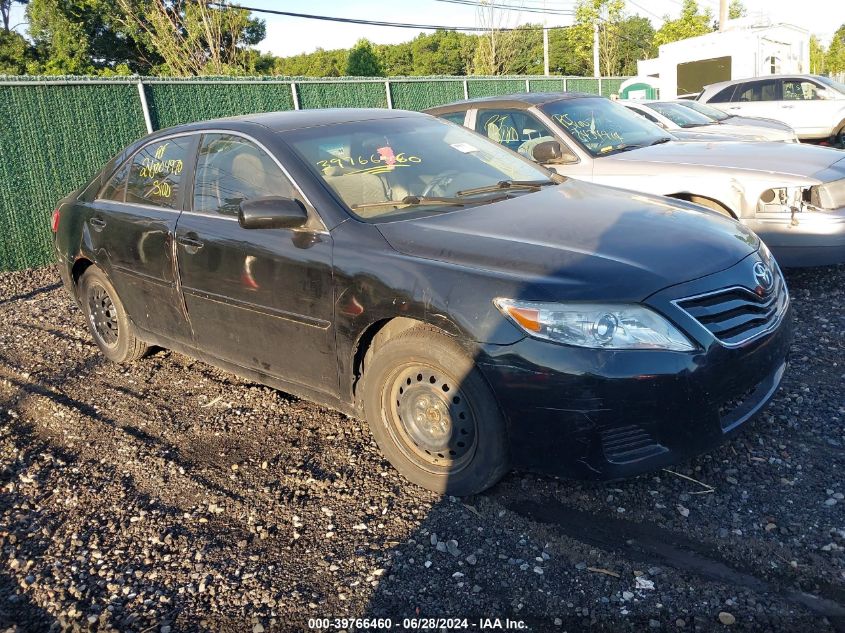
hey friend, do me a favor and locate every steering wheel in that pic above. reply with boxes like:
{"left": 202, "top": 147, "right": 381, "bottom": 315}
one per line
{"left": 422, "top": 170, "right": 461, "bottom": 197}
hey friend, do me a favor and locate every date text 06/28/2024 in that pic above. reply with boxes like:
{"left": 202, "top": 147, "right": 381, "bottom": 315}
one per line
{"left": 307, "top": 617, "right": 528, "bottom": 630}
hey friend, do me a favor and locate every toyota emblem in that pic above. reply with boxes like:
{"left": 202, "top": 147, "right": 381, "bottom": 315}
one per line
{"left": 753, "top": 261, "right": 774, "bottom": 293}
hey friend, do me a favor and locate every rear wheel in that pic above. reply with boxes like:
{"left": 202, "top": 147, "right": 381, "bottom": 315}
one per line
{"left": 79, "top": 266, "right": 149, "bottom": 363}
{"left": 361, "top": 326, "right": 508, "bottom": 495}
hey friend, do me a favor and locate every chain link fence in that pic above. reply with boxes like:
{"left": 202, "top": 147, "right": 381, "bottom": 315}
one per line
{"left": 0, "top": 74, "right": 628, "bottom": 271}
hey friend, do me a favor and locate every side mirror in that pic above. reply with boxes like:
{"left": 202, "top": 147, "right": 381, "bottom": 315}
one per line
{"left": 238, "top": 196, "right": 308, "bottom": 230}
{"left": 816, "top": 87, "right": 833, "bottom": 100}
{"left": 531, "top": 140, "right": 578, "bottom": 165}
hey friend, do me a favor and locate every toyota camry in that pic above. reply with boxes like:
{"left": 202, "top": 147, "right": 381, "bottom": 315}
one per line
{"left": 53, "top": 109, "right": 791, "bottom": 495}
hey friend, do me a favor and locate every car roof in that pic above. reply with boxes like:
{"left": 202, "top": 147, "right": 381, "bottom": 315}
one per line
{"left": 702, "top": 74, "right": 829, "bottom": 92}
{"left": 154, "top": 108, "right": 428, "bottom": 137}
{"left": 425, "top": 91, "right": 601, "bottom": 113}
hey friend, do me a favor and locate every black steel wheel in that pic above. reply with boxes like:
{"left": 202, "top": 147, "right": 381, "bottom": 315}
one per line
{"left": 79, "top": 266, "right": 149, "bottom": 363}
{"left": 385, "top": 363, "right": 479, "bottom": 475}
{"left": 362, "top": 325, "right": 508, "bottom": 495}
{"left": 87, "top": 282, "right": 119, "bottom": 348}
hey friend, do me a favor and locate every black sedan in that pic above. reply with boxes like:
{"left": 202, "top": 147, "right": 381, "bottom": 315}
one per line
{"left": 53, "top": 109, "right": 791, "bottom": 495}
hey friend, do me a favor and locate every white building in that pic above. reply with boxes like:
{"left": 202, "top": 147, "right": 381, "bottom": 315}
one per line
{"left": 633, "top": 17, "right": 810, "bottom": 99}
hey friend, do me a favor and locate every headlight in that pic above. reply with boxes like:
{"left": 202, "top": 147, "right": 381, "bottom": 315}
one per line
{"left": 809, "top": 178, "right": 845, "bottom": 210}
{"left": 493, "top": 299, "right": 695, "bottom": 351}
{"left": 758, "top": 186, "right": 806, "bottom": 212}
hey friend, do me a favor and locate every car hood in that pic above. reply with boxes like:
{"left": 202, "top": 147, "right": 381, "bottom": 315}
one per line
{"left": 680, "top": 124, "right": 764, "bottom": 140}
{"left": 670, "top": 129, "right": 753, "bottom": 142}
{"left": 376, "top": 180, "right": 759, "bottom": 303}
{"left": 721, "top": 115, "right": 794, "bottom": 132}
{"left": 603, "top": 141, "right": 845, "bottom": 180}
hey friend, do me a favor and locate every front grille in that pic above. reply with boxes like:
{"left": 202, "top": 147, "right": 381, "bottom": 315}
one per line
{"left": 674, "top": 269, "right": 788, "bottom": 347}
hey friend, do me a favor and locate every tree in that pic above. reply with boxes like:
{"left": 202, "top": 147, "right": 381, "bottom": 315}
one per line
{"left": 548, "top": 27, "right": 589, "bottom": 75}
{"left": 410, "top": 30, "right": 475, "bottom": 75}
{"left": 377, "top": 41, "right": 413, "bottom": 76}
{"left": 569, "top": 0, "right": 634, "bottom": 76}
{"left": 827, "top": 24, "right": 845, "bottom": 74}
{"left": 0, "top": 29, "right": 29, "bottom": 73}
{"left": 275, "top": 47, "right": 347, "bottom": 77}
{"left": 616, "top": 16, "right": 655, "bottom": 75}
{"left": 115, "top": 0, "right": 265, "bottom": 75}
{"left": 26, "top": 0, "right": 160, "bottom": 74}
{"left": 728, "top": 0, "right": 746, "bottom": 19}
{"left": 654, "top": 0, "right": 714, "bottom": 47}
{"left": 346, "top": 38, "right": 382, "bottom": 76}
{"left": 810, "top": 35, "right": 826, "bottom": 74}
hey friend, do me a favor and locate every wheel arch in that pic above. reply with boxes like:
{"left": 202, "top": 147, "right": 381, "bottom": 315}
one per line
{"left": 666, "top": 192, "right": 737, "bottom": 218}
{"left": 351, "top": 316, "right": 431, "bottom": 406}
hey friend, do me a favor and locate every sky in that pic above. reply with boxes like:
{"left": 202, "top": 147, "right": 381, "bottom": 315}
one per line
{"left": 8, "top": 0, "right": 844, "bottom": 58}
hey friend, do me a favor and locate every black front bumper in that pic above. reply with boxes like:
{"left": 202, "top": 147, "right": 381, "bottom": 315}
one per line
{"left": 476, "top": 260, "right": 793, "bottom": 481}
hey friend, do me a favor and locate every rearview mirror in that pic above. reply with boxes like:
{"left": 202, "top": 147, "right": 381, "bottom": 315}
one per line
{"left": 238, "top": 196, "right": 308, "bottom": 230}
{"left": 531, "top": 140, "right": 578, "bottom": 165}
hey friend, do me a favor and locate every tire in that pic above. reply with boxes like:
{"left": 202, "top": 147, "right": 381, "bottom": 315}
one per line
{"left": 361, "top": 326, "right": 508, "bottom": 496}
{"left": 79, "top": 266, "right": 148, "bottom": 363}
{"left": 833, "top": 122, "right": 845, "bottom": 149}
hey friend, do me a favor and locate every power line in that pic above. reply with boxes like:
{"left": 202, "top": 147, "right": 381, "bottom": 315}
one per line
{"left": 431, "top": 0, "right": 574, "bottom": 16}
{"left": 210, "top": 3, "right": 574, "bottom": 31}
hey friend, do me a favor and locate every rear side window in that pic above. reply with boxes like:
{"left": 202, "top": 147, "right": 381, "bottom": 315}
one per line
{"left": 475, "top": 109, "right": 555, "bottom": 152}
{"left": 708, "top": 84, "right": 737, "bottom": 103}
{"left": 125, "top": 136, "right": 193, "bottom": 209}
{"left": 98, "top": 161, "right": 130, "bottom": 202}
{"left": 440, "top": 112, "right": 468, "bottom": 126}
{"left": 736, "top": 80, "right": 779, "bottom": 102}
{"left": 193, "top": 134, "right": 296, "bottom": 217}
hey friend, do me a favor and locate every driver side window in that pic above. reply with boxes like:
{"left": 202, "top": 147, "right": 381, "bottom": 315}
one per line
{"left": 193, "top": 134, "right": 296, "bottom": 217}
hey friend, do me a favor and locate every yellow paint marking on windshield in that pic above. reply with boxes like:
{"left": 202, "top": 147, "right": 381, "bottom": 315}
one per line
{"left": 316, "top": 153, "right": 422, "bottom": 173}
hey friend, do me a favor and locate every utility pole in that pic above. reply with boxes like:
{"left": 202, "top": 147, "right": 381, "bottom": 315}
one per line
{"left": 543, "top": 28, "right": 550, "bottom": 76}
{"left": 593, "top": 20, "right": 600, "bottom": 78}
{"left": 542, "top": 0, "right": 549, "bottom": 76}
{"left": 719, "top": 0, "right": 728, "bottom": 31}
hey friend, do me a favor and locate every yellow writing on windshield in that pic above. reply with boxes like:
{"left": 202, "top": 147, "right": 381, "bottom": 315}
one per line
{"left": 552, "top": 113, "right": 623, "bottom": 145}
{"left": 316, "top": 153, "right": 422, "bottom": 174}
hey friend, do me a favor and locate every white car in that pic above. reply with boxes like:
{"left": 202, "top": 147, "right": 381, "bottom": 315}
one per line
{"left": 698, "top": 74, "right": 845, "bottom": 145}
{"left": 623, "top": 100, "right": 797, "bottom": 143}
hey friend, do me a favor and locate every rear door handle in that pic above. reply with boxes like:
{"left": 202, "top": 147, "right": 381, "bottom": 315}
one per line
{"left": 781, "top": 105, "right": 794, "bottom": 109}
{"left": 89, "top": 217, "right": 106, "bottom": 231}
{"left": 177, "top": 234, "right": 204, "bottom": 252}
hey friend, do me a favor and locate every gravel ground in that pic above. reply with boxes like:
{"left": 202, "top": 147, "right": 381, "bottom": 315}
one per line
{"left": 0, "top": 265, "right": 843, "bottom": 632}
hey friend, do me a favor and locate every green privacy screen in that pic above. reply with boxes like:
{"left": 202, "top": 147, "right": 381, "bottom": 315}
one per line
{"left": 0, "top": 80, "right": 147, "bottom": 270}
{"left": 0, "top": 74, "right": 627, "bottom": 270}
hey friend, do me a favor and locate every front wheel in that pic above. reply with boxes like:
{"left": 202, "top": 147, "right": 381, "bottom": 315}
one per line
{"left": 79, "top": 266, "right": 149, "bottom": 363}
{"left": 361, "top": 326, "right": 508, "bottom": 495}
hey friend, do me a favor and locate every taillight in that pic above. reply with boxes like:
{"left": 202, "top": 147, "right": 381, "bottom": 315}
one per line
{"left": 51, "top": 209, "right": 60, "bottom": 233}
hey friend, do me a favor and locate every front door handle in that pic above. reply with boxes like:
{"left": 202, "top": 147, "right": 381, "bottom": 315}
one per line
{"left": 177, "top": 234, "right": 204, "bottom": 252}
{"left": 781, "top": 105, "right": 794, "bottom": 109}
{"left": 89, "top": 217, "right": 106, "bottom": 231}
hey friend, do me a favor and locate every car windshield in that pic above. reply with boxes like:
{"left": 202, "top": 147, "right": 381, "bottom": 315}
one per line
{"left": 817, "top": 75, "right": 845, "bottom": 95}
{"left": 540, "top": 97, "right": 669, "bottom": 157}
{"left": 649, "top": 102, "right": 715, "bottom": 127}
{"left": 286, "top": 116, "right": 553, "bottom": 221}
{"left": 676, "top": 100, "right": 730, "bottom": 121}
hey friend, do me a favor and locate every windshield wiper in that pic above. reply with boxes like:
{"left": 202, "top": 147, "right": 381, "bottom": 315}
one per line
{"left": 351, "top": 195, "right": 470, "bottom": 211}
{"left": 456, "top": 179, "right": 555, "bottom": 197}
{"left": 649, "top": 137, "right": 672, "bottom": 145}
{"left": 599, "top": 143, "right": 643, "bottom": 154}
